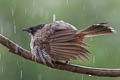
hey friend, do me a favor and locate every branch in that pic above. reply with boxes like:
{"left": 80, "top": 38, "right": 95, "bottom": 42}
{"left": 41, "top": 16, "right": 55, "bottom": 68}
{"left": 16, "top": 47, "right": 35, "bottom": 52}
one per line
{"left": 0, "top": 34, "right": 120, "bottom": 77}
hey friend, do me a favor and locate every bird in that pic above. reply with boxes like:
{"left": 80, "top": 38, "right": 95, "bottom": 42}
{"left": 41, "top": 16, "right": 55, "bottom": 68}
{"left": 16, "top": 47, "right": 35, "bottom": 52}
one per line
{"left": 23, "top": 21, "right": 115, "bottom": 66}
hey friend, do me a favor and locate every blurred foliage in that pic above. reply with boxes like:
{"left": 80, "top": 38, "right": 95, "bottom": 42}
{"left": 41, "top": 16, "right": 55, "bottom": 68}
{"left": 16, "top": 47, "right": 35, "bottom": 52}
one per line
{"left": 0, "top": 0, "right": 120, "bottom": 80}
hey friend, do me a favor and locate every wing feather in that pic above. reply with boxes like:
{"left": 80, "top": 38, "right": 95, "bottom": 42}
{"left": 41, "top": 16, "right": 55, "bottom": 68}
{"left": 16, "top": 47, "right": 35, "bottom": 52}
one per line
{"left": 49, "top": 41, "right": 89, "bottom": 61}
{"left": 48, "top": 29, "right": 90, "bottom": 61}
{"left": 50, "top": 30, "right": 76, "bottom": 42}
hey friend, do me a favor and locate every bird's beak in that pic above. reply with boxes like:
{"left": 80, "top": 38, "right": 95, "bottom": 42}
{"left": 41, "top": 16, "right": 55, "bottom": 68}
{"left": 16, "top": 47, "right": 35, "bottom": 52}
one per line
{"left": 22, "top": 28, "right": 30, "bottom": 33}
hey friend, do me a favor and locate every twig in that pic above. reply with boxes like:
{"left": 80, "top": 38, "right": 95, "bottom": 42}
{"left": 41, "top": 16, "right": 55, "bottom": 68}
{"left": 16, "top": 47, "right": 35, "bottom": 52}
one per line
{"left": 0, "top": 34, "right": 120, "bottom": 77}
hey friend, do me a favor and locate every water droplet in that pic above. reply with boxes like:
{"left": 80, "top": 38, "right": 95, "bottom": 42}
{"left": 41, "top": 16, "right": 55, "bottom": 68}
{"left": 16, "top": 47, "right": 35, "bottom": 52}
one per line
{"left": 0, "top": 24, "right": 3, "bottom": 34}
{"left": 1, "top": 66, "right": 3, "bottom": 72}
{"left": 0, "top": 53, "right": 1, "bottom": 61}
{"left": 81, "top": 75, "right": 84, "bottom": 80}
{"left": 53, "top": 14, "right": 56, "bottom": 22}
{"left": 20, "top": 70, "right": 23, "bottom": 79}
{"left": 17, "top": 60, "right": 19, "bottom": 65}
{"left": 32, "top": 0, "right": 35, "bottom": 8}
{"left": 82, "top": 4, "right": 85, "bottom": 11}
{"left": 38, "top": 74, "right": 42, "bottom": 80}
{"left": 93, "top": 56, "right": 95, "bottom": 64}
{"left": 11, "top": 8, "right": 14, "bottom": 16}
{"left": 14, "top": 25, "right": 16, "bottom": 34}
{"left": 24, "top": 8, "right": 27, "bottom": 15}
{"left": 93, "top": 4, "right": 97, "bottom": 9}
{"left": 40, "top": 8, "right": 44, "bottom": 17}
{"left": 66, "top": 0, "right": 69, "bottom": 5}
{"left": 88, "top": 74, "right": 92, "bottom": 76}
{"left": 13, "top": 20, "right": 16, "bottom": 34}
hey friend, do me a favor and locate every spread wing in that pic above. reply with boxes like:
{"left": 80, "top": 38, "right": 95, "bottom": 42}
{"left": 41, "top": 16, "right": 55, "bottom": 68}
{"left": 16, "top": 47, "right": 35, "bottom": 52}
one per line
{"left": 48, "top": 29, "right": 90, "bottom": 61}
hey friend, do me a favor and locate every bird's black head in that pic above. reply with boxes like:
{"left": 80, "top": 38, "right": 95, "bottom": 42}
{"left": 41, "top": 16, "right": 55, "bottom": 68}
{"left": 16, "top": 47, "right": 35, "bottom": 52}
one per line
{"left": 23, "top": 24, "right": 45, "bottom": 35}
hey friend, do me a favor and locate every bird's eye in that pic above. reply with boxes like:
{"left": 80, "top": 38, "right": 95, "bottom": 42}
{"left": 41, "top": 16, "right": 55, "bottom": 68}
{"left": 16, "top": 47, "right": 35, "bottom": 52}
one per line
{"left": 30, "top": 28, "right": 32, "bottom": 30}
{"left": 30, "top": 28, "right": 34, "bottom": 31}
{"left": 30, "top": 28, "right": 36, "bottom": 33}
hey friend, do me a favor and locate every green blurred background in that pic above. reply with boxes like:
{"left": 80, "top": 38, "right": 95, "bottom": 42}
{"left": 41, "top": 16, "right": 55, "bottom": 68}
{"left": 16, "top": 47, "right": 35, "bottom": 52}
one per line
{"left": 0, "top": 0, "right": 120, "bottom": 80}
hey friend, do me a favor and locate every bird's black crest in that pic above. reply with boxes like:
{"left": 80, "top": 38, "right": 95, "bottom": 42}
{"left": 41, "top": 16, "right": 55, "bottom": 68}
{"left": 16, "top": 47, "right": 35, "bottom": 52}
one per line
{"left": 23, "top": 24, "right": 45, "bottom": 35}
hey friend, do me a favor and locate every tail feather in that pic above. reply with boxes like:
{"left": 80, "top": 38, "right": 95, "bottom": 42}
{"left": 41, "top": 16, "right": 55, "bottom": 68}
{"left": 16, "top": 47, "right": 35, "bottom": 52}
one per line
{"left": 76, "top": 23, "right": 115, "bottom": 37}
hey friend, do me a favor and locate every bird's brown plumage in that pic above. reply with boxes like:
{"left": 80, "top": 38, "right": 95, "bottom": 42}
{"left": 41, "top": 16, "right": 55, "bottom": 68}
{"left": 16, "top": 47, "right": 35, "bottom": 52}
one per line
{"left": 23, "top": 21, "right": 115, "bottom": 65}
